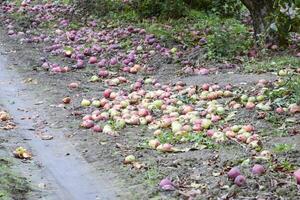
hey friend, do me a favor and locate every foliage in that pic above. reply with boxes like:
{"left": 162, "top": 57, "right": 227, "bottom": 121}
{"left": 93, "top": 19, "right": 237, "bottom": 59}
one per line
{"left": 209, "top": 0, "right": 244, "bottom": 18}
{"left": 265, "top": 74, "right": 300, "bottom": 105}
{"left": 0, "top": 158, "right": 30, "bottom": 199}
{"left": 206, "top": 19, "right": 252, "bottom": 60}
{"left": 269, "top": 0, "right": 300, "bottom": 45}
{"left": 273, "top": 143, "right": 294, "bottom": 154}
{"left": 72, "top": 0, "right": 189, "bottom": 19}
{"left": 134, "top": 0, "right": 244, "bottom": 19}
{"left": 72, "top": 0, "right": 127, "bottom": 17}
{"left": 185, "top": 0, "right": 244, "bottom": 18}
{"left": 282, "top": 75, "right": 300, "bottom": 104}
{"left": 71, "top": 0, "right": 244, "bottom": 19}
{"left": 134, "top": 0, "right": 189, "bottom": 19}
{"left": 245, "top": 55, "right": 300, "bottom": 73}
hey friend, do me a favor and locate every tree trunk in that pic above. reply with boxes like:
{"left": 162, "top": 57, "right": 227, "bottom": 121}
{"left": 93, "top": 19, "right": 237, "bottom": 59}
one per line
{"left": 241, "top": 0, "right": 275, "bottom": 43}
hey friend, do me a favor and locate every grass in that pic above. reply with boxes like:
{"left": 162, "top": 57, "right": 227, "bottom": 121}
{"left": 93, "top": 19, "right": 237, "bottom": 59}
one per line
{"left": 277, "top": 159, "right": 295, "bottom": 172}
{"left": 5, "top": 0, "right": 298, "bottom": 65}
{"left": 272, "top": 143, "right": 295, "bottom": 154}
{"left": 144, "top": 166, "right": 163, "bottom": 186}
{"left": 284, "top": 75, "right": 300, "bottom": 104}
{"left": 184, "top": 132, "right": 216, "bottom": 149}
{"left": 265, "top": 74, "right": 300, "bottom": 105}
{"left": 108, "top": 9, "right": 252, "bottom": 55}
{"left": 265, "top": 113, "right": 284, "bottom": 127}
{"left": 0, "top": 158, "right": 30, "bottom": 200}
{"left": 270, "top": 130, "right": 289, "bottom": 137}
{"left": 157, "top": 131, "right": 178, "bottom": 144}
{"left": 244, "top": 55, "right": 300, "bottom": 73}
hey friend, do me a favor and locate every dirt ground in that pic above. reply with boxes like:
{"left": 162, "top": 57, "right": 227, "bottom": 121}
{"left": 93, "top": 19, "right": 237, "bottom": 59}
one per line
{"left": 0, "top": 1, "right": 300, "bottom": 199}
{"left": 1, "top": 25, "right": 300, "bottom": 200}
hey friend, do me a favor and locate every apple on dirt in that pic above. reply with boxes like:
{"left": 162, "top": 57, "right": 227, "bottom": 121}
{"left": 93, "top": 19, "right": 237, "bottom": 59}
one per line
{"left": 124, "top": 155, "right": 136, "bottom": 164}
{"left": 81, "top": 99, "right": 91, "bottom": 107}
{"left": 294, "top": 169, "right": 300, "bottom": 184}
{"left": 156, "top": 143, "right": 174, "bottom": 152}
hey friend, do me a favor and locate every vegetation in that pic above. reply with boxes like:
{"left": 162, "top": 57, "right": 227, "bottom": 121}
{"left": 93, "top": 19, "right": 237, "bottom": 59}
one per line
{"left": 71, "top": 0, "right": 299, "bottom": 44}
{"left": 0, "top": 158, "right": 30, "bottom": 199}
{"left": 0, "top": 0, "right": 299, "bottom": 199}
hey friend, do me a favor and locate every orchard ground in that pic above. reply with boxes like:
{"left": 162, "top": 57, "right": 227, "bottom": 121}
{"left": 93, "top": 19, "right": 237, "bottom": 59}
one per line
{"left": 0, "top": 1, "right": 300, "bottom": 199}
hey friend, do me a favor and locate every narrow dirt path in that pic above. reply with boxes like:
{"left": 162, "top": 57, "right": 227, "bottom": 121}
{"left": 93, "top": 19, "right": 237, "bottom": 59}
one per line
{"left": 0, "top": 40, "right": 120, "bottom": 200}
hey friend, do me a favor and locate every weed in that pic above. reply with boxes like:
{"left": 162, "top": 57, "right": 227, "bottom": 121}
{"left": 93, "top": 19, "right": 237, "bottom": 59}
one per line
{"left": 266, "top": 112, "right": 284, "bottom": 127}
{"left": 157, "top": 131, "right": 177, "bottom": 144}
{"left": 144, "top": 167, "right": 163, "bottom": 186}
{"left": 278, "top": 159, "right": 295, "bottom": 171}
{"left": 284, "top": 75, "right": 300, "bottom": 104}
{"left": 272, "top": 143, "right": 294, "bottom": 154}
{"left": 270, "top": 130, "right": 289, "bottom": 137}
{"left": 265, "top": 74, "right": 300, "bottom": 105}
{"left": 185, "top": 132, "right": 216, "bottom": 149}
{"left": 206, "top": 19, "right": 252, "bottom": 60}
{"left": 68, "top": 21, "right": 82, "bottom": 30}
{"left": 0, "top": 158, "right": 30, "bottom": 199}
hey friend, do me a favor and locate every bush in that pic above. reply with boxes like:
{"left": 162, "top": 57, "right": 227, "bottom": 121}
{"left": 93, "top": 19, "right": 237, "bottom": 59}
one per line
{"left": 134, "top": 0, "right": 189, "bottom": 19}
{"left": 206, "top": 19, "right": 252, "bottom": 60}
{"left": 160, "top": 0, "right": 189, "bottom": 19}
{"left": 184, "top": 0, "right": 244, "bottom": 18}
{"left": 134, "top": 0, "right": 162, "bottom": 18}
{"left": 73, "top": 0, "right": 126, "bottom": 17}
{"left": 184, "top": 0, "right": 211, "bottom": 10}
{"left": 210, "top": 0, "right": 244, "bottom": 18}
{"left": 71, "top": 0, "right": 244, "bottom": 19}
{"left": 72, "top": 0, "right": 189, "bottom": 19}
{"left": 269, "top": 0, "right": 300, "bottom": 45}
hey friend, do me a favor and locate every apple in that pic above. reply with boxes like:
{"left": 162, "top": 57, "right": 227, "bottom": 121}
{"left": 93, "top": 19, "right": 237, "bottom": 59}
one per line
{"left": 81, "top": 99, "right": 91, "bottom": 107}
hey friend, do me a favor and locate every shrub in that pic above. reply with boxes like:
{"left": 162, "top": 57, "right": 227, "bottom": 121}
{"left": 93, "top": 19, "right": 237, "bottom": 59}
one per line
{"left": 134, "top": 0, "right": 189, "bottom": 19}
{"left": 210, "top": 0, "right": 244, "bottom": 18}
{"left": 206, "top": 19, "right": 252, "bottom": 60}
{"left": 184, "top": 0, "right": 244, "bottom": 18}
{"left": 184, "top": 0, "right": 211, "bottom": 10}
{"left": 134, "top": 0, "right": 162, "bottom": 18}
{"left": 269, "top": 0, "right": 300, "bottom": 45}
{"left": 73, "top": 0, "right": 126, "bottom": 17}
{"left": 72, "top": 0, "right": 189, "bottom": 19}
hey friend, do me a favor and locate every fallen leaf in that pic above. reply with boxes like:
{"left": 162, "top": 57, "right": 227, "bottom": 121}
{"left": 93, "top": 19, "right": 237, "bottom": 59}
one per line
{"left": 34, "top": 101, "right": 44, "bottom": 105}
{"left": 212, "top": 172, "right": 221, "bottom": 177}
{"left": 191, "top": 182, "right": 206, "bottom": 189}
{"left": 132, "top": 162, "right": 145, "bottom": 169}
{"left": 1, "top": 122, "right": 16, "bottom": 130}
{"left": 40, "top": 134, "right": 54, "bottom": 140}
{"left": 23, "top": 78, "right": 38, "bottom": 84}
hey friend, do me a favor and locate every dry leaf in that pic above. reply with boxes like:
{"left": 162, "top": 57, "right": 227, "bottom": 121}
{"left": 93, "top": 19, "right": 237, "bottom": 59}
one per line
{"left": 132, "top": 162, "right": 145, "bottom": 169}
{"left": 40, "top": 134, "right": 54, "bottom": 140}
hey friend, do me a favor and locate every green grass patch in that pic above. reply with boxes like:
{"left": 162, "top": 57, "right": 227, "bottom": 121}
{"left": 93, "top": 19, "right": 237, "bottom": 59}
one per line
{"left": 244, "top": 55, "right": 300, "bottom": 73}
{"left": 272, "top": 143, "right": 295, "bottom": 154}
{"left": 144, "top": 166, "right": 163, "bottom": 186}
{"left": 107, "top": 9, "right": 252, "bottom": 56}
{"left": 265, "top": 74, "right": 300, "bottom": 105}
{"left": 0, "top": 158, "right": 30, "bottom": 200}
